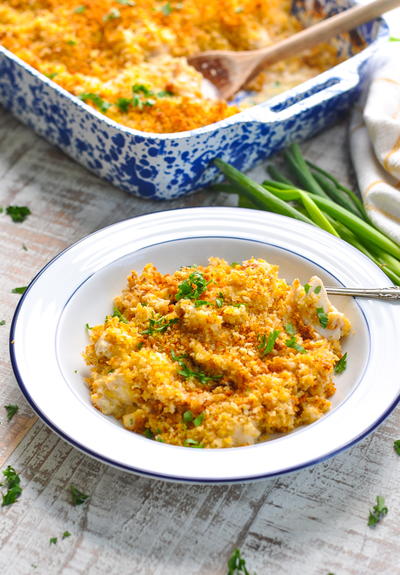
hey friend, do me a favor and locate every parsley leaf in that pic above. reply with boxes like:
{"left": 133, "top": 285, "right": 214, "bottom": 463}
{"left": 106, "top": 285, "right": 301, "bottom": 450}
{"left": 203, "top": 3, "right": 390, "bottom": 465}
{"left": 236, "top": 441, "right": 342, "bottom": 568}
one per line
{"left": 368, "top": 496, "right": 388, "bottom": 527}
{"left": 227, "top": 548, "right": 252, "bottom": 575}
{"left": 6, "top": 205, "right": 31, "bottom": 223}
{"left": 116, "top": 0, "right": 136, "bottom": 4}
{"left": 103, "top": 7, "right": 120, "bottom": 21}
{"left": 74, "top": 5, "right": 86, "bottom": 13}
{"left": 141, "top": 315, "right": 178, "bottom": 335}
{"left": 285, "top": 336, "right": 306, "bottom": 354}
{"left": 171, "top": 351, "right": 222, "bottom": 384}
{"left": 69, "top": 485, "right": 89, "bottom": 506}
{"left": 0, "top": 320, "right": 5, "bottom": 326}
{"left": 215, "top": 292, "right": 225, "bottom": 308}
{"left": 314, "top": 285, "right": 322, "bottom": 294}
{"left": 284, "top": 322, "right": 296, "bottom": 335}
{"left": 62, "top": 531, "right": 71, "bottom": 539}
{"left": 257, "top": 330, "right": 280, "bottom": 357}
{"left": 1, "top": 466, "right": 22, "bottom": 507}
{"left": 4, "top": 404, "right": 19, "bottom": 422}
{"left": 176, "top": 271, "right": 210, "bottom": 301}
{"left": 393, "top": 440, "right": 400, "bottom": 455}
{"left": 193, "top": 413, "right": 204, "bottom": 427}
{"left": 115, "top": 97, "right": 132, "bottom": 113}
{"left": 161, "top": 2, "right": 172, "bottom": 15}
{"left": 11, "top": 286, "right": 27, "bottom": 294}
{"left": 144, "top": 429, "right": 154, "bottom": 439}
{"left": 316, "top": 307, "right": 328, "bottom": 328}
{"left": 49, "top": 537, "right": 58, "bottom": 545}
{"left": 303, "top": 283, "right": 311, "bottom": 294}
{"left": 79, "top": 93, "right": 112, "bottom": 114}
{"left": 182, "top": 410, "right": 194, "bottom": 423}
{"left": 183, "top": 438, "right": 204, "bottom": 448}
{"left": 194, "top": 300, "right": 212, "bottom": 307}
{"left": 334, "top": 352, "right": 347, "bottom": 374}
{"left": 112, "top": 307, "right": 129, "bottom": 323}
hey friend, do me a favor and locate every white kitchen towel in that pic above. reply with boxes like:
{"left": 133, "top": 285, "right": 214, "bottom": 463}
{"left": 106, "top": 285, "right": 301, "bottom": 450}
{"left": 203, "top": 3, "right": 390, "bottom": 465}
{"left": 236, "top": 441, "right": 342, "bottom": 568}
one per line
{"left": 350, "top": 41, "right": 400, "bottom": 244}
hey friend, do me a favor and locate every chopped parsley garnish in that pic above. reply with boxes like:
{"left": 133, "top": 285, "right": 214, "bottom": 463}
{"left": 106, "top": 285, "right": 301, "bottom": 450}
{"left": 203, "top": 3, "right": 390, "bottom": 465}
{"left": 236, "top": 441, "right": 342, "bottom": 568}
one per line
{"left": 70, "top": 485, "right": 89, "bottom": 506}
{"left": 303, "top": 283, "right": 311, "bottom": 294}
{"left": 182, "top": 410, "right": 194, "bottom": 424}
{"left": 1, "top": 466, "right": 22, "bottom": 507}
{"left": 230, "top": 262, "right": 239, "bottom": 267}
{"left": 85, "top": 323, "right": 92, "bottom": 331}
{"left": 175, "top": 271, "right": 210, "bottom": 301}
{"left": 144, "top": 429, "right": 154, "bottom": 439}
{"left": 215, "top": 292, "right": 225, "bottom": 308}
{"left": 171, "top": 351, "right": 222, "bottom": 384}
{"left": 46, "top": 72, "right": 58, "bottom": 79}
{"left": 183, "top": 439, "right": 204, "bottom": 448}
{"left": 314, "top": 285, "right": 322, "bottom": 294}
{"left": 103, "top": 7, "right": 120, "bottom": 21}
{"left": 316, "top": 307, "right": 328, "bottom": 328}
{"left": 116, "top": 0, "right": 136, "bottom": 4}
{"left": 334, "top": 352, "right": 347, "bottom": 374}
{"left": 4, "top": 404, "right": 19, "bottom": 422}
{"left": 67, "top": 40, "right": 77, "bottom": 45}
{"left": 161, "top": 2, "right": 172, "bottom": 15}
{"left": 194, "top": 300, "right": 212, "bottom": 307}
{"left": 112, "top": 307, "right": 129, "bottom": 323}
{"left": 141, "top": 315, "right": 178, "bottom": 335}
{"left": 227, "top": 548, "right": 252, "bottom": 575}
{"left": 62, "top": 531, "right": 71, "bottom": 539}
{"left": 6, "top": 205, "right": 31, "bottom": 223}
{"left": 284, "top": 322, "right": 296, "bottom": 336}
{"left": 193, "top": 413, "right": 204, "bottom": 427}
{"left": 49, "top": 537, "right": 58, "bottom": 545}
{"left": 368, "top": 496, "right": 388, "bottom": 527}
{"left": 136, "top": 341, "right": 144, "bottom": 350}
{"left": 115, "top": 85, "right": 172, "bottom": 113}
{"left": 79, "top": 93, "right": 112, "bottom": 114}
{"left": 0, "top": 320, "right": 5, "bottom": 326}
{"left": 393, "top": 440, "right": 400, "bottom": 455}
{"left": 11, "top": 286, "right": 27, "bottom": 294}
{"left": 74, "top": 5, "right": 86, "bottom": 13}
{"left": 258, "top": 330, "right": 280, "bottom": 357}
{"left": 285, "top": 336, "right": 306, "bottom": 354}
{"left": 115, "top": 97, "right": 133, "bottom": 113}
{"left": 182, "top": 411, "right": 204, "bottom": 427}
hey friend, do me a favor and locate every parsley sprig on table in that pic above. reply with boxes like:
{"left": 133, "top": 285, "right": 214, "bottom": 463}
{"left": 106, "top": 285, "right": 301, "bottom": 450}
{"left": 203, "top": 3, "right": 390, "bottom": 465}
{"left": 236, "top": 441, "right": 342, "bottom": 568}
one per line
{"left": 4, "top": 404, "right": 19, "bottom": 422}
{"left": 227, "top": 549, "right": 253, "bottom": 575}
{"left": 171, "top": 351, "right": 222, "bottom": 385}
{"left": 368, "top": 496, "right": 388, "bottom": 527}
{"left": 5, "top": 205, "right": 31, "bottom": 223}
{"left": 69, "top": 485, "right": 89, "bottom": 506}
{"left": 1, "top": 465, "right": 22, "bottom": 507}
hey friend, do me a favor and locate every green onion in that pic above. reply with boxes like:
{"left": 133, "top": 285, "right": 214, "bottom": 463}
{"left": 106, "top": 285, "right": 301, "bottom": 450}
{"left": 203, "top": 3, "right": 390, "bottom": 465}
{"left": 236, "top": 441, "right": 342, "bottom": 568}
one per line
{"left": 214, "top": 159, "right": 315, "bottom": 226}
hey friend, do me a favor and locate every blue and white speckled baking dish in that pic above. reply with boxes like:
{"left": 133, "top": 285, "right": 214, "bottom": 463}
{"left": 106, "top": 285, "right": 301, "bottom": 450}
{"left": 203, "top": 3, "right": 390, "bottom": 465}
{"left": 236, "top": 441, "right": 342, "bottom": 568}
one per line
{"left": 0, "top": 0, "right": 388, "bottom": 200}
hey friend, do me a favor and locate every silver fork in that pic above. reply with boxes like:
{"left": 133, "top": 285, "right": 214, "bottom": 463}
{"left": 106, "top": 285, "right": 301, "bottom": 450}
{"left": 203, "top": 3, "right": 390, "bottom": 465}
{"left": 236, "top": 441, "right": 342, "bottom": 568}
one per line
{"left": 325, "top": 287, "right": 400, "bottom": 300}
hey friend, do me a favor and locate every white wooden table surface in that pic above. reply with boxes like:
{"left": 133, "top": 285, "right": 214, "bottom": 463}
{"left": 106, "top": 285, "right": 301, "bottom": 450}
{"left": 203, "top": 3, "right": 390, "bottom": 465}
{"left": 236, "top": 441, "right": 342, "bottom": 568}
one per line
{"left": 1, "top": 11, "right": 400, "bottom": 573}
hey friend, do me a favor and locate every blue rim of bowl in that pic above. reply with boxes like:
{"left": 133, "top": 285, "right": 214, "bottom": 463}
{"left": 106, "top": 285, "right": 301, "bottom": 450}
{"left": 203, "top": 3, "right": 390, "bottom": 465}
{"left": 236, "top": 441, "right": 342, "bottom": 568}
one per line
{"left": 9, "top": 209, "right": 400, "bottom": 483}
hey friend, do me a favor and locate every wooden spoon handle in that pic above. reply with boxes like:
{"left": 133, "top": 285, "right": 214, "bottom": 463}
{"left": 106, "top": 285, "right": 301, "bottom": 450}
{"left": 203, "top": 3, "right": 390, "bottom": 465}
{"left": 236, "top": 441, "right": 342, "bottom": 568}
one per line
{"left": 252, "top": 0, "right": 400, "bottom": 72}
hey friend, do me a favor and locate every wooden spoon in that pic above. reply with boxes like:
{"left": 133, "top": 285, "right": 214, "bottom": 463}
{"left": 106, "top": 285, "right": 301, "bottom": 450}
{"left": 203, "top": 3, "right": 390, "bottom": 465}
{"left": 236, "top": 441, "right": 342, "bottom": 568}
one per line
{"left": 188, "top": 0, "right": 400, "bottom": 100}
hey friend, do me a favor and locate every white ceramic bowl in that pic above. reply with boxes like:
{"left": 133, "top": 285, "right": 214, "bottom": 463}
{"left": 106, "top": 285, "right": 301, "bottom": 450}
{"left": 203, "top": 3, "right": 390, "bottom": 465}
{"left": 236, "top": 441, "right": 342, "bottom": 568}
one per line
{"left": 10, "top": 208, "right": 400, "bottom": 482}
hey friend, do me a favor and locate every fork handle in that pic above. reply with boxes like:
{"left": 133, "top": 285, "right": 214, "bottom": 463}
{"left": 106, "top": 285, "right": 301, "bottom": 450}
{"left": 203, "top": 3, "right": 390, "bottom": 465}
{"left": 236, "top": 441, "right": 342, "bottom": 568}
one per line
{"left": 251, "top": 0, "right": 400, "bottom": 74}
{"left": 325, "top": 286, "right": 400, "bottom": 300}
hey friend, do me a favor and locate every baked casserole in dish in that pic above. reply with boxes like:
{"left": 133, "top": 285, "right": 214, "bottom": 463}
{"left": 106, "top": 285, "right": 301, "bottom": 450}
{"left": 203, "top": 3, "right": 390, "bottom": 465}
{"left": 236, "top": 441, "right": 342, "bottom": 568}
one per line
{"left": 0, "top": 0, "right": 388, "bottom": 199}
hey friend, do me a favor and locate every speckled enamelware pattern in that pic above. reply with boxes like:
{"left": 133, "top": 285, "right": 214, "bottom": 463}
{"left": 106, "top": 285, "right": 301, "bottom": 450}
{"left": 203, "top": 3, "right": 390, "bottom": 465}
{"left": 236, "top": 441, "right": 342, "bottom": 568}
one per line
{"left": 0, "top": 0, "right": 388, "bottom": 200}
